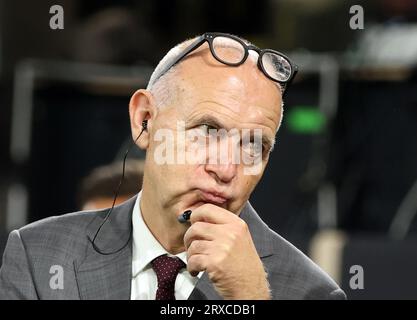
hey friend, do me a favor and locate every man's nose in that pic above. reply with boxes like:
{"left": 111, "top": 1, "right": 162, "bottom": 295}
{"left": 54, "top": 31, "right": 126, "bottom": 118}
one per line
{"left": 204, "top": 137, "right": 238, "bottom": 183}
{"left": 205, "top": 161, "right": 237, "bottom": 184}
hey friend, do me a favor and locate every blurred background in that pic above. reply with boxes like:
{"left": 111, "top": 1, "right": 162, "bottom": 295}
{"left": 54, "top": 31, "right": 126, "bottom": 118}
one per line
{"left": 1, "top": 0, "right": 417, "bottom": 299}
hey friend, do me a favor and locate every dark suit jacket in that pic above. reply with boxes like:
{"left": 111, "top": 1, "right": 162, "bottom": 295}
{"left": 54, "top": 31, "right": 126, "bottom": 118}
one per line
{"left": 0, "top": 196, "right": 346, "bottom": 299}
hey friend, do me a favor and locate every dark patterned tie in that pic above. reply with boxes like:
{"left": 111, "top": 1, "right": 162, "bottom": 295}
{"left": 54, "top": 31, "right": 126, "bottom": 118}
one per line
{"left": 151, "top": 254, "right": 186, "bottom": 300}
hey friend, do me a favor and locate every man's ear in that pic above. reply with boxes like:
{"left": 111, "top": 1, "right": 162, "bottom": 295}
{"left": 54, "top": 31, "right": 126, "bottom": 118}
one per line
{"left": 129, "top": 89, "right": 157, "bottom": 150}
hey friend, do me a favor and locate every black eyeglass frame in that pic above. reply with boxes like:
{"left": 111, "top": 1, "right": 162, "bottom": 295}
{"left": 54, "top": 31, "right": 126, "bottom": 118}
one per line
{"left": 152, "top": 32, "right": 299, "bottom": 95}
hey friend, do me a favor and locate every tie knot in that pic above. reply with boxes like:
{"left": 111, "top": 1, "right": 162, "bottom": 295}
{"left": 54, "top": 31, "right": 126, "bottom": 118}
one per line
{"left": 151, "top": 255, "right": 186, "bottom": 289}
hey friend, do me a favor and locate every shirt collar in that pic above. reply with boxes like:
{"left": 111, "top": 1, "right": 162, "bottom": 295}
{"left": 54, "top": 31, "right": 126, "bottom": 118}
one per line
{"left": 131, "top": 191, "right": 188, "bottom": 277}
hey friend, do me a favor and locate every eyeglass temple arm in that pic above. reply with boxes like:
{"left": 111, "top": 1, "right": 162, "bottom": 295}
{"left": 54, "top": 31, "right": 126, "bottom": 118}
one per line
{"left": 282, "top": 66, "right": 298, "bottom": 98}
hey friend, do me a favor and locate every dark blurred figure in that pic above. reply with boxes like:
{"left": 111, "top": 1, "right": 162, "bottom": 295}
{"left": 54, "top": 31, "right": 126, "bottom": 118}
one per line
{"left": 380, "top": 0, "right": 417, "bottom": 21}
{"left": 77, "top": 160, "right": 144, "bottom": 211}
{"left": 71, "top": 6, "right": 158, "bottom": 65}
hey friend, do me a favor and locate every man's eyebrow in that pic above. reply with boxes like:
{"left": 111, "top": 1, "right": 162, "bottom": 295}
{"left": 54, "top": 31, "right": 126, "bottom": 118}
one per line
{"left": 187, "top": 114, "right": 227, "bottom": 129}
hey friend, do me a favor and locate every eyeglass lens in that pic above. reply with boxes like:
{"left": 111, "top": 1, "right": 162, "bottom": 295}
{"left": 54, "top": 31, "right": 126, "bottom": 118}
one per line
{"left": 210, "top": 35, "right": 292, "bottom": 82}
{"left": 212, "top": 36, "right": 246, "bottom": 64}
{"left": 261, "top": 52, "right": 292, "bottom": 82}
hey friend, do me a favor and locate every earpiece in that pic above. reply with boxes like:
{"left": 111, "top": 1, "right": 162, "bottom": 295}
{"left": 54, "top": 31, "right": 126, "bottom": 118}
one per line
{"left": 142, "top": 120, "right": 148, "bottom": 131}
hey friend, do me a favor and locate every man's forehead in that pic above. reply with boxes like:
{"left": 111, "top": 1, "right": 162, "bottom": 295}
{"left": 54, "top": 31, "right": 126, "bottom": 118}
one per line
{"left": 176, "top": 54, "right": 282, "bottom": 116}
{"left": 176, "top": 83, "right": 281, "bottom": 142}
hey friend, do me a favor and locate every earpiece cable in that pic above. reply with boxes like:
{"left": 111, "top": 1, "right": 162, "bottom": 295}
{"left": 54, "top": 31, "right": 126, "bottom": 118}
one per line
{"left": 88, "top": 124, "right": 146, "bottom": 255}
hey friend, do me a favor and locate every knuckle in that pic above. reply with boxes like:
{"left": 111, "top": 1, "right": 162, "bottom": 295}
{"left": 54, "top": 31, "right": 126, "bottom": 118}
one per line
{"left": 187, "top": 254, "right": 196, "bottom": 266}
{"left": 189, "top": 210, "right": 200, "bottom": 224}
{"left": 221, "top": 242, "right": 231, "bottom": 254}
{"left": 188, "top": 254, "right": 203, "bottom": 269}
{"left": 209, "top": 257, "right": 223, "bottom": 274}
{"left": 196, "top": 240, "right": 205, "bottom": 251}
{"left": 192, "top": 221, "right": 203, "bottom": 231}
{"left": 183, "top": 228, "right": 193, "bottom": 242}
{"left": 184, "top": 230, "right": 197, "bottom": 248}
{"left": 237, "top": 218, "right": 248, "bottom": 231}
{"left": 186, "top": 249, "right": 194, "bottom": 262}
{"left": 189, "top": 240, "right": 200, "bottom": 253}
{"left": 227, "top": 230, "right": 237, "bottom": 242}
{"left": 186, "top": 224, "right": 199, "bottom": 240}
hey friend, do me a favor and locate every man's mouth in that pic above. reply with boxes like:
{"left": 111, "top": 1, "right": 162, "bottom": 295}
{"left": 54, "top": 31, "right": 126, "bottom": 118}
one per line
{"left": 199, "top": 189, "right": 229, "bottom": 204}
{"left": 188, "top": 189, "right": 231, "bottom": 210}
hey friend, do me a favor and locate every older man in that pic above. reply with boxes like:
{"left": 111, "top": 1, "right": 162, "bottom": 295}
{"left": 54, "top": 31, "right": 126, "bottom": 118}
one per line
{"left": 0, "top": 33, "right": 346, "bottom": 300}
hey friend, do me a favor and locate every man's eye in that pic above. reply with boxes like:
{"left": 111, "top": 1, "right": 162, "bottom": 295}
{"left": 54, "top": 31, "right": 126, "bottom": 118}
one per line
{"left": 197, "top": 124, "right": 216, "bottom": 136}
{"left": 242, "top": 141, "right": 263, "bottom": 157}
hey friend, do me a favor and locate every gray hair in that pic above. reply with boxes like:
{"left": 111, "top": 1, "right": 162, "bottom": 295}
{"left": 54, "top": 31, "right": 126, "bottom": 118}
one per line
{"left": 146, "top": 37, "right": 198, "bottom": 109}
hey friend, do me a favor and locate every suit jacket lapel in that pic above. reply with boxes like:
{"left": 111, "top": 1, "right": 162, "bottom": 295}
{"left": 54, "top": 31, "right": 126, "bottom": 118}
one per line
{"left": 74, "top": 196, "right": 137, "bottom": 300}
{"left": 239, "top": 201, "right": 274, "bottom": 259}
{"left": 188, "top": 201, "right": 274, "bottom": 300}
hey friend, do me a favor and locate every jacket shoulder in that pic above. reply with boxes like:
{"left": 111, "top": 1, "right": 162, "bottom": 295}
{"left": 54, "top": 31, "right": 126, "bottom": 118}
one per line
{"left": 19, "top": 209, "right": 104, "bottom": 235}
{"left": 16, "top": 209, "right": 107, "bottom": 263}
{"left": 266, "top": 230, "right": 346, "bottom": 300}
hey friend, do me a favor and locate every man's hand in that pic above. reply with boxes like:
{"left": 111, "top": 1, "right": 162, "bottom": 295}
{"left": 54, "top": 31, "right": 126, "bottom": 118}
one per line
{"left": 183, "top": 203, "right": 271, "bottom": 299}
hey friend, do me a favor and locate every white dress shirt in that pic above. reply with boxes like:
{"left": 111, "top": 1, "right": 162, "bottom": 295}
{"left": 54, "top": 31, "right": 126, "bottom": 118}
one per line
{"left": 130, "top": 191, "right": 202, "bottom": 300}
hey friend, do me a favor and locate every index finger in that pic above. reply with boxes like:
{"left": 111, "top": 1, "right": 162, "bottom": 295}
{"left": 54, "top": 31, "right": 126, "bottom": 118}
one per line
{"left": 189, "top": 203, "right": 238, "bottom": 225}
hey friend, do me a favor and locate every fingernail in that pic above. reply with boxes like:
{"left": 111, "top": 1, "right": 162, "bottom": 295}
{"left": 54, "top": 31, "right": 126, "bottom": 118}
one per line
{"left": 178, "top": 210, "right": 192, "bottom": 223}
